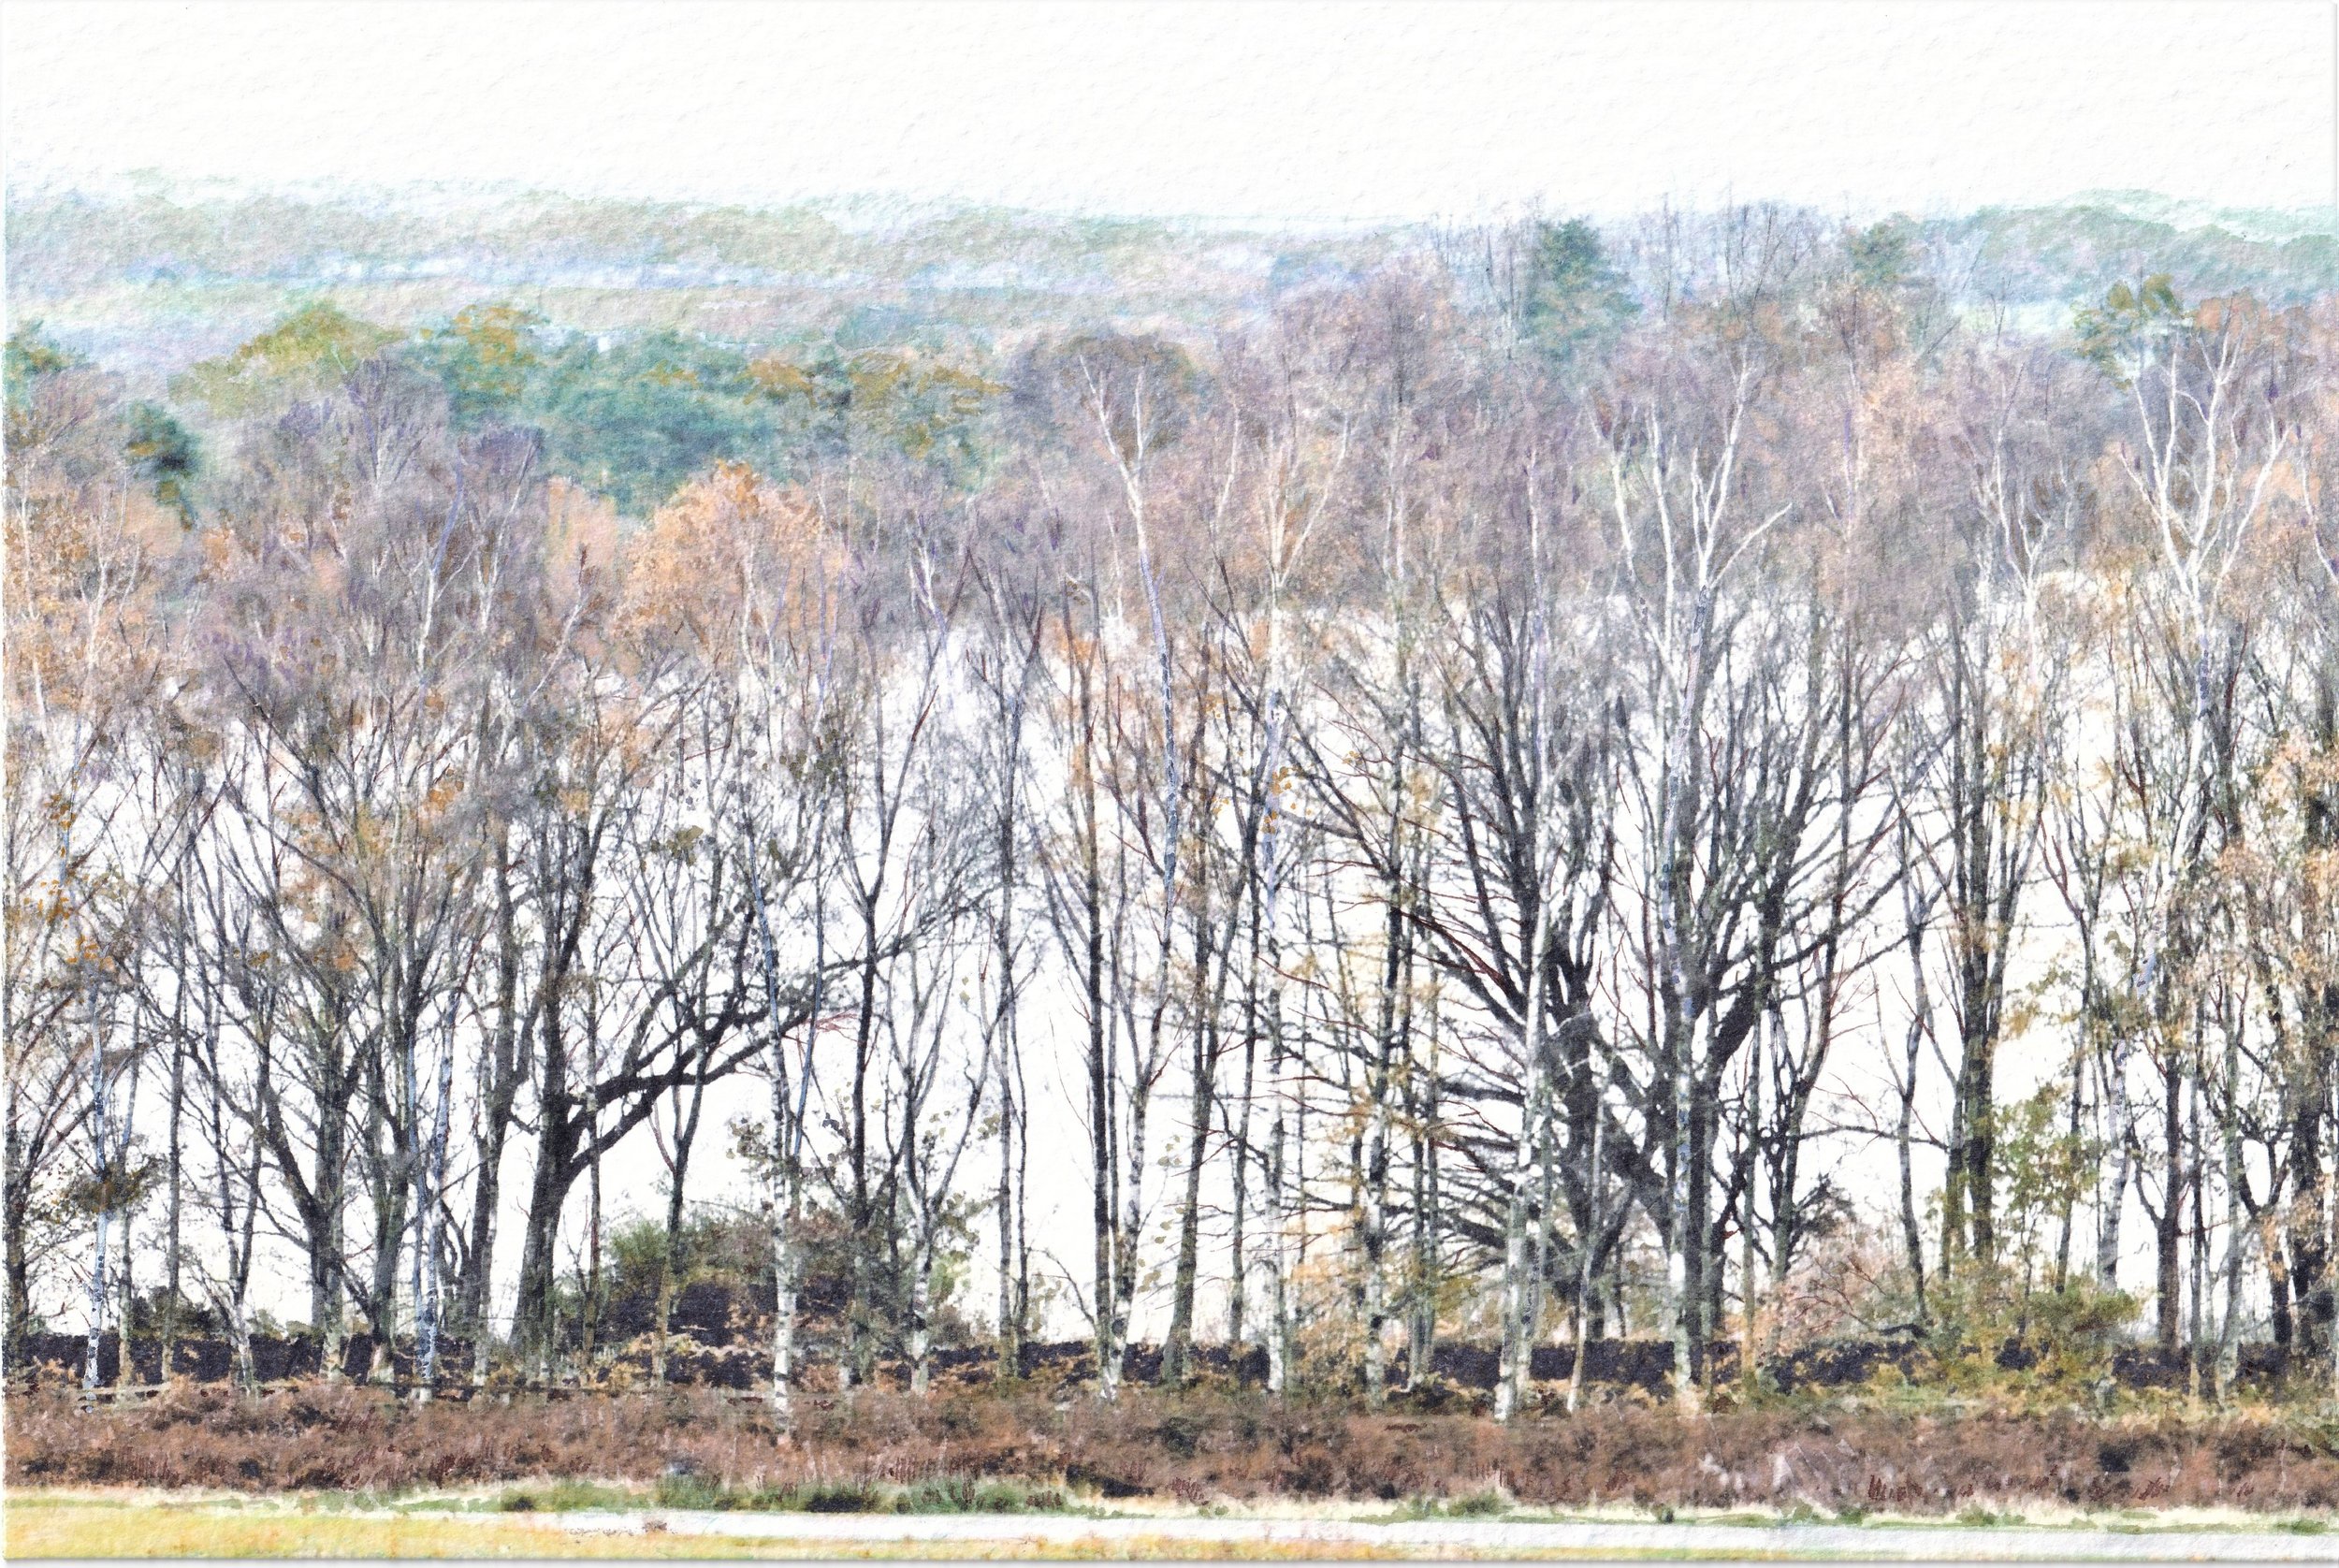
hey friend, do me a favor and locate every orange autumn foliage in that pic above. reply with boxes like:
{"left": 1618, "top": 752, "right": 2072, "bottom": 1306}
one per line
{"left": 622, "top": 462, "right": 838, "bottom": 665}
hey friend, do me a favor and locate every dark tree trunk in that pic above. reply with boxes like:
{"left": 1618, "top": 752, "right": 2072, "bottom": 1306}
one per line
{"left": 2157, "top": 1061, "right": 2185, "bottom": 1356}
{"left": 461, "top": 847, "right": 528, "bottom": 1378}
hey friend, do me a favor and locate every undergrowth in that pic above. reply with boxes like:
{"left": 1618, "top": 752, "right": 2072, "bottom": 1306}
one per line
{"left": 9, "top": 1378, "right": 2339, "bottom": 1516}
{"left": 643, "top": 1474, "right": 1071, "bottom": 1514}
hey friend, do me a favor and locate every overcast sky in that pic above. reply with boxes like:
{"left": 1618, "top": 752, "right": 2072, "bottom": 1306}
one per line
{"left": 3, "top": 1, "right": 2333, "bottom": 223}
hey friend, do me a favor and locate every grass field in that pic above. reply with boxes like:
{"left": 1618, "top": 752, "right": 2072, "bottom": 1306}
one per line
{"left": 19, "top": 1381, "right": 2339, "bottom": 1510}
{"left": 11, "top": 1384, "right": 2339, "bottom": 1558}
{"left": 8, "top": 1488, "right": 2336, "bottom": 1561}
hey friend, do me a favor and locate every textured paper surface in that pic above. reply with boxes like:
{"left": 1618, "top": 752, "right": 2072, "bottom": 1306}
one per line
{"left": 7, "top": 2, "right": 2333, "bottom": 220}
{"left": 8, "top": 7, "right": 2339, "bottom": 1549}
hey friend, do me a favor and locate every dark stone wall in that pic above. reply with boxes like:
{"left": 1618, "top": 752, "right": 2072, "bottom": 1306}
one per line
{"left": 6, "top": 1328, "right": 2309, "bottom": 1395}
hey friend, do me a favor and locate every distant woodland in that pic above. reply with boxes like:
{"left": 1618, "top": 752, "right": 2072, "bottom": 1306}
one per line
{"left": 11, "top": 195, "right": 2339, "bottom": 1420}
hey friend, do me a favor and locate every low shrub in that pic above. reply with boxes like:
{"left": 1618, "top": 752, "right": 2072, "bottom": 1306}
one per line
{"left": 9, "top": 1380, "right": 2339, "bottom": 1516}
{"left": 498, "top": 1479, "right": 636, "bottom": 1513}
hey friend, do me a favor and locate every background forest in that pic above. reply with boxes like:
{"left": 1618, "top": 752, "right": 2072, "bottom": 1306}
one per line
{"left": 12, "top": 186, "right": 2339, "bottom": 1425}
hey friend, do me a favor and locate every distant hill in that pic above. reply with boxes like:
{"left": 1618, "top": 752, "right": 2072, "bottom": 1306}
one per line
{"left": 7, "top": 182, "right": 2333, "bottom": 393}
{"left": 3, "top": 184, "right": 1410, "bottom": 391}
{"left": 1942, "top": 192, "right": 2339, "bottom": 312}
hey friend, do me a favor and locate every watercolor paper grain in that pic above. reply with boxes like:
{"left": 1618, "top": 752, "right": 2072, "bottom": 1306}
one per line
{"left": 5, "top": 3, "right": 2338, "bottom": 1559}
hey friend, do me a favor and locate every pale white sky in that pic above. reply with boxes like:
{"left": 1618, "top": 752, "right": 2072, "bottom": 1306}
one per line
{"left": 3, "top": 1, "right": 2333, "bottom": 222}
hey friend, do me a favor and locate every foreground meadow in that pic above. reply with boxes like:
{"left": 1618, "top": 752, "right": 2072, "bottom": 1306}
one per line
{"left": 10, "top": 1379, "right": 2339, "bottom": 1516}
{"left": 11, "top": 1485, "right": 2339, "bottom": 1561}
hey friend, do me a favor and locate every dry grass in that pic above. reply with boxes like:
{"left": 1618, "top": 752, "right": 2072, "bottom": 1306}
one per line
{"left": 0, "top": 1497, "right": 1512, "bottom": 1560}
{"left": 2, "top": 1497, "right": 738, "bottom": 1559}
{"left": 8, "top": 1380, "right": 2339, "bottom": 1517}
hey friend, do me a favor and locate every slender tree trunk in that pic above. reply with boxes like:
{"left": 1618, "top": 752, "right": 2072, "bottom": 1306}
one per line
{"left": 514, "top": 1111, "right": 580, "bottom": 1383}
{"left": 2100, "top": 1033, "right": 2131, "bottom": 1292}
{"left": 1567, "top": 1067, "right": 1602, "bottom": 1414}
{"left": 1663, "top": 1016, "right": 1700, "bottom": 1414}
{"left": 1407, "top": 995, "right": 1442, "bottom": 1391}
{"left": 1261, "top": 854, "right": 1293, "bottom": 1396}
{"left": 466, "top": 849, "right": 524, "bottom": 1386}
{"left": 2180, "top": 1067, "right": 2199, "bottom": 1403}
{"left": 1740, "top": 1040, "right": 1762, "bottom": 1390}
{"left": 163, "top": 992, "right": 185, "bottom": 1378}
{"left": 116, "top": 1162, "right": 136, "bottom": 1387}
{"left": 843, "top": 898, "right": 882, "bottom": 1394}
{"left": 1495, "top": 943, "right": 1550, "bottom": 1422}
{"left": 2157, "top": 1055, "right": 2184, "bottom": 1356}
{"left": 771, "top": 1180, "right": 800, "bottom": 1429}
{"left": 908, "top": 1233, "right": 937, "bottom": 1395}
{"left": 5, "top": 1109, "right": 32, "bottom": 1377}
{"left": 995, "top": 1052, "right": 1020, "bottom": 1380}
{"left": 1111, "top": 1069, "right": 1153, "bottom": 1391}
{"left": 1657, "top": 576, "right": 1710, "bottom": 1420}
{"left": 225, "top": 1171, "right": 257, "bottom": 1398}
{"left": 1162, "top": 866, "right": 1217, "bottom": 1387}
{"left": 1890, "top": 1001, "right": 1927, "bottom": 1319}
{"left": 750, "top": 804, "right": 817, "bottom": 1433}
{"left": 415, "top": 1023, "right": 455, "bottom": 1399}
{"left": 1162, "top": 1076, "right": 1211, "bottom": 1386}
{"left": 1073, "top": 689, "right": 1118, "bottom": 1401}
{"left": 2053, "top": 1050, "right": 2084, "bottom": 1293}
{"left": 995, "top": 864, "right": 1023, "bottom": 1383}
{"left": 365, "top": 1061, "right": 405, "bottom": 1387}
{"left": 767, "top": 977, "right": 806, "bottom": 1432}
{"left": 1360, "top": 820, "right": 1405, "bottom": 1411}
{"left": 210, "top": 996, "right": 263, "bottom": 1399}
{"left": 81, "top": 998, "right": 113, "bottom": 1402}
{"left": 1227, "top": 916, "right": 1258, "bottom": 1355}
{"left": 2216, "top": 995, "right": 2243, "bottom": 1399}
{"left": 653, "top": 1069, "right": 707, "bottom": 1388}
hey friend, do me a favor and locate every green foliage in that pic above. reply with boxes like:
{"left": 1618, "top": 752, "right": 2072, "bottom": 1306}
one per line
{"left": 1838, "top": 217, "right": 1943, "bottom": 346}
{"left": 123, "top": 400, "right": 199, "bottom": 519}
{"left": 2072, "top": 273, "right": 2187, "bottom": 384}
{"left": 126, "top": 1286, "right": 220, "bottom": 1337}
{"left": 1847, "top": 219, "right": 1916, "bottom": 292}
{"left": 392, "top": 301, "right": 1007, "bottom": 512}
{"left": 172, "top": 301, "right": 398, "bottom": 414}
{"left": 522, "top": 331, "right": 789, "bottom": 514}
{"left": 2020, "top": 1280, "right": 2143, "bottom": 1382}
{"left": 1919, "top": 1261, "right": 2138, "bottom": 1394}
{"left": 4, "top": 323, "right": 102, "bottom": 460}
{"left": 412, "top": 303, "right": 546, "bottom": 427}
{"left": 1521, "top": 217, "right": 1636, "bottom": 368}
{"left": 642, "top": 1472, "right": 1069, "bottom": 1515}
{"left": 747, "top": 341, "right": 997, "bottom": 476}
{"left": 1993, "top": 1083, "right": 2098, "bottom": 1276}
{"left": 156, "top": 297, "right": 1004, "bottom": 515}
{"left": 651, "top": 1468, "right": 732, "bottom": 1511}
{"left": 600, "top": 1207, "right": 769, "bottom": 1305}
{"left": 496, "top": 1479, "right": 638, "bottom": 1514}
{"left": 880, "top": 1477, "right": 1065, "bottom": 1515}
{"left": 1436, "top": 1488, "right": 1513, "bottom": 1517}
{"left": 1896, "top": 1080, "right": 2138, "bottom": 1397}
{"left": 4, "top": 321, "right": 82, "bottom": 401}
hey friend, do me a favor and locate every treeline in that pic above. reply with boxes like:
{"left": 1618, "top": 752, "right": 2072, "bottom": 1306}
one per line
{"left": 7, "top": 207, "right": 2339, "bottom": 1423}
